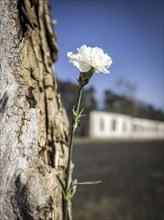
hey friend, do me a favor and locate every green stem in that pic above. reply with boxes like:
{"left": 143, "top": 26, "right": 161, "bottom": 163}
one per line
{"left": 63, "top": 86, "right": 83, "bottom": 220}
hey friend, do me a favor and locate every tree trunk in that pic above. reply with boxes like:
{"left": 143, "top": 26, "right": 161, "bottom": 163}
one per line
{"left": 0, "top": 0, "right": 69, "bottom": 219}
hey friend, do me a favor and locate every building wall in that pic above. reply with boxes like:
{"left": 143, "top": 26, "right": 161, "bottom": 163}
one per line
{"left": 89, "top": 111, "right": 164, "bottom": 139}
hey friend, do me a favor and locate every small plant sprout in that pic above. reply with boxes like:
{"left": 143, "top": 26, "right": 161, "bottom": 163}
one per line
{"left": 56, "top": 45, "right": 112, "bottom": 220}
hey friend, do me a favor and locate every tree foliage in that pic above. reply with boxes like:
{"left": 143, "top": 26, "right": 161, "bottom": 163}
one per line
{"left": 57, "top": 80, "right": 97, "bottom": 113}
{"left": 104, "top": 90, "right": 164, "bottom": 121}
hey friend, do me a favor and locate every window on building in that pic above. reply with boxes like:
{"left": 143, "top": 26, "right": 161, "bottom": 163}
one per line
{"left": 100, "top": 118, "right": 104, "bottom": 131}
{"left": 122, "top": 122, "right": 126, "bottom": 131}
{"left": 112, "top": 119, "right": 117, "bottom": 131}
{"left": 133, "top": 124, "right": 137, "bottom": 131}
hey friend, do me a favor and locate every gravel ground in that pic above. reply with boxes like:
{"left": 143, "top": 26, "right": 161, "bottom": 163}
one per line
{"left": 72, "top": 140, "right": 164, "bottom": 220}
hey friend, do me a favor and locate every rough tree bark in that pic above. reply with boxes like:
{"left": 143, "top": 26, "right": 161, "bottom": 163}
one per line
{"left": 0, "top": 0, "right": 69, "bottom": 219}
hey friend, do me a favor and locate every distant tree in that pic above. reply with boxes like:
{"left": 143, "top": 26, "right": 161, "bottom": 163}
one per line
{"left": 104, "top": 90, "right": 136, "bottom": 116}
{"left": 104, "top": 90, "right": 164, "bottom": 121}
{"left": 57, "top": 80, "right": 98, "bottom": 136}
{"left": 57, "top": 80, "right": 97, "bottom": 113}
{"left": 116, "top": 79, "right": 137, "bottom": 99}
{"left": 83, "top": 87, "right": 98, "bottom": 112}
{"left": 135, "top": 102, "right": 164, "bottom": 121}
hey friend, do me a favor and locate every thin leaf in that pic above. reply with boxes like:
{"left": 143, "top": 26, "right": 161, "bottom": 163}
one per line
{"left": 77, "top": 181, "right": 102, "bottom": 185}
{"left": 79, "top": 108, "right": 84, "bottom": 115}
{"left": 56, "top": 174, "right": 66, "bottom": 196}
{"left": 69, "top": 180, "right": 102, "bottom": 191}
{"left": 67, "top": 179, "right": 78, "bottom": 195}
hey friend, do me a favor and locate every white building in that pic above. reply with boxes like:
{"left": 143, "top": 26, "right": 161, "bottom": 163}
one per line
{"left": 83, "top": 111, "right": 164, "bottom": 139}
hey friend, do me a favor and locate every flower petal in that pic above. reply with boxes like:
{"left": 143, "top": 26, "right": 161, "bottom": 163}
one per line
{"left": 67, "top": 45, "right": 112, "bottom": 74}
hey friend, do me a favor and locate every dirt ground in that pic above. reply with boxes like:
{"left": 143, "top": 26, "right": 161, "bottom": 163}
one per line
{"left": 72, "top": 140, "right": 164, "bottom": 220}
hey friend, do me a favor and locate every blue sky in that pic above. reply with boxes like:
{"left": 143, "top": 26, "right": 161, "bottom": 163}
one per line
{"left": 49, "top": 0, "right": 163, "bottom": 110}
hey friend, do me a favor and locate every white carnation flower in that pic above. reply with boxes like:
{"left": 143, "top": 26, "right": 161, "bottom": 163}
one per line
{"left": 67, "top": 45, "right": 112, "bottom": 74}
